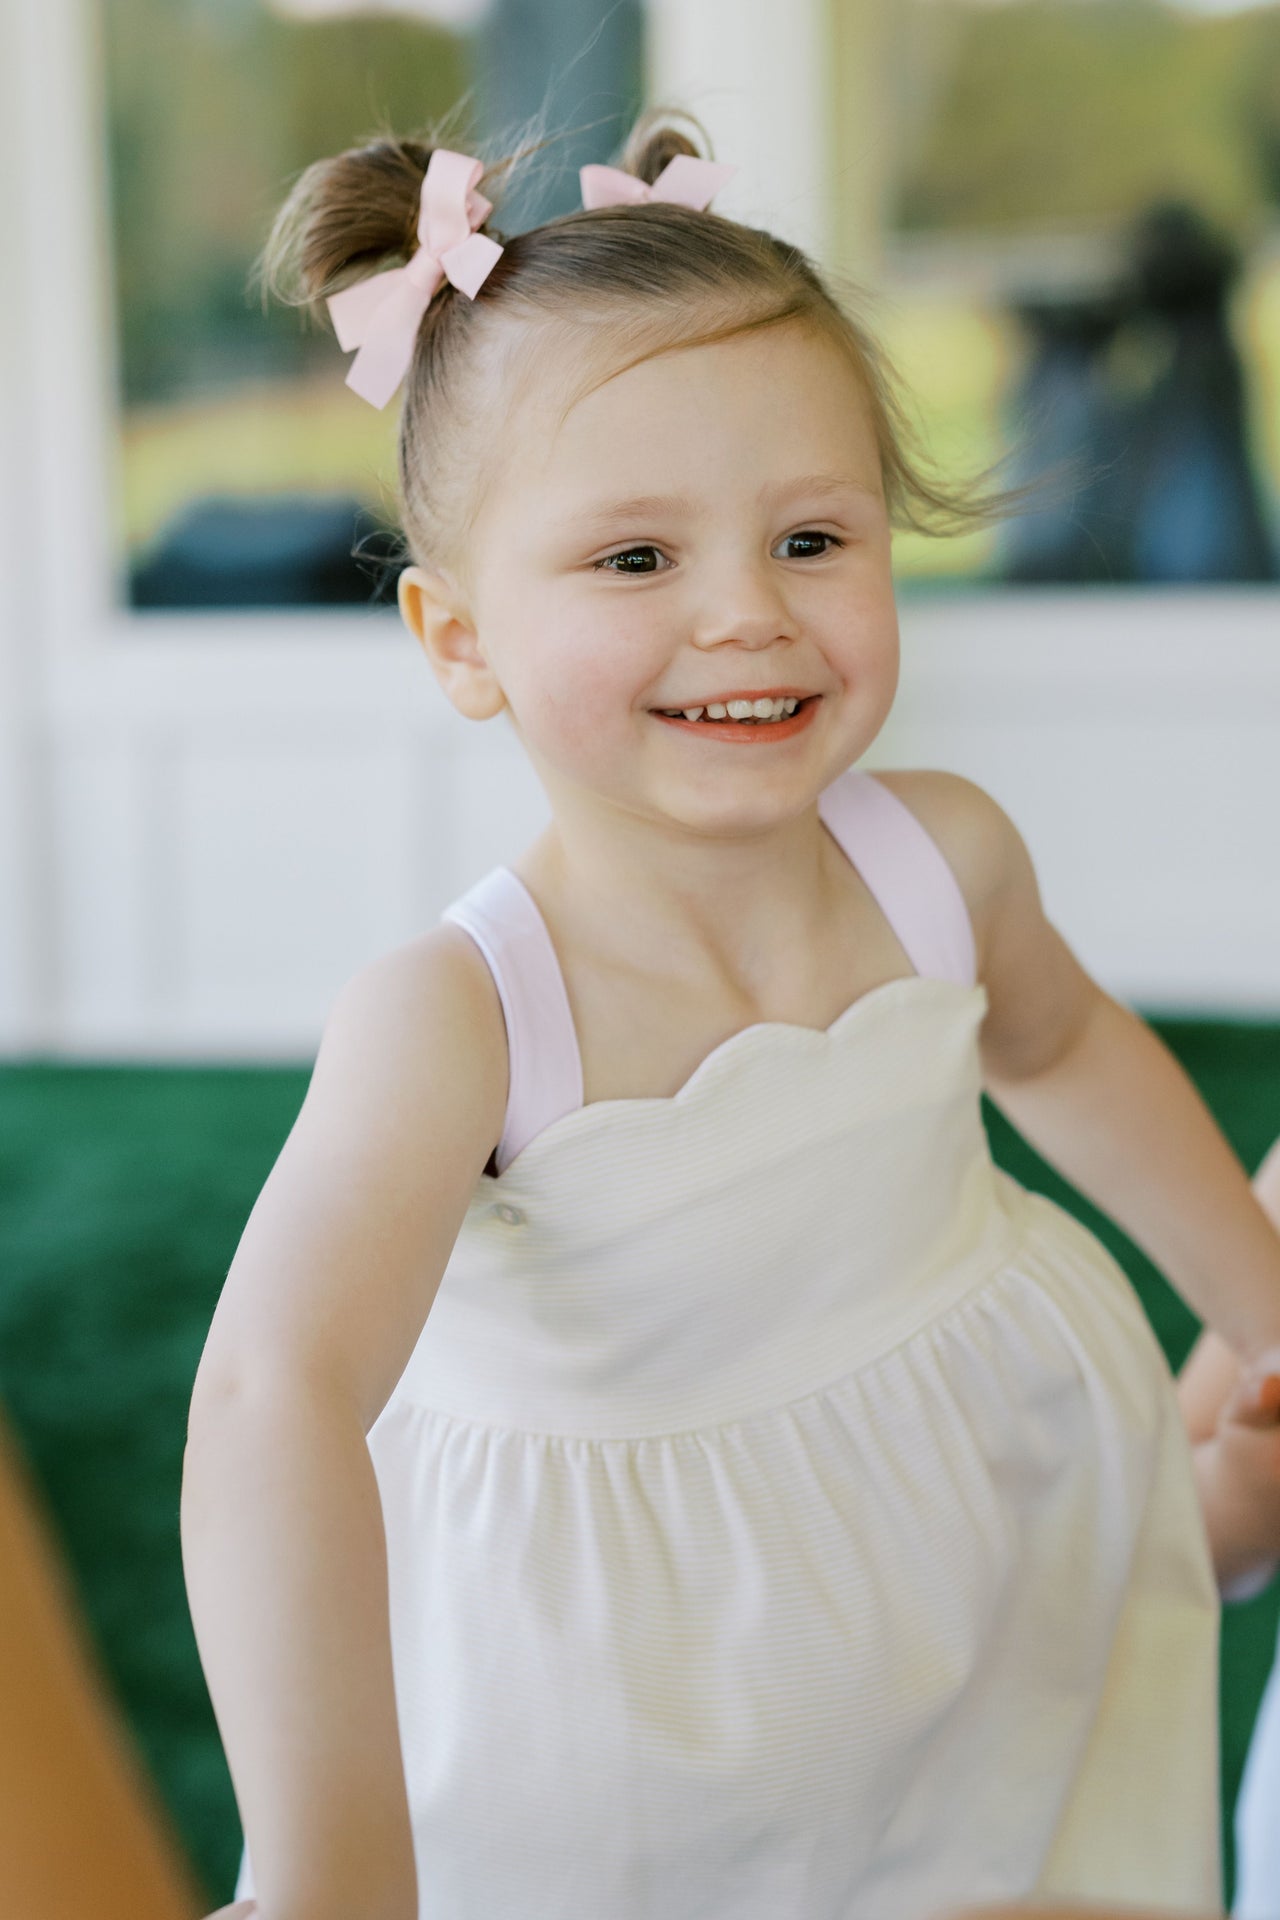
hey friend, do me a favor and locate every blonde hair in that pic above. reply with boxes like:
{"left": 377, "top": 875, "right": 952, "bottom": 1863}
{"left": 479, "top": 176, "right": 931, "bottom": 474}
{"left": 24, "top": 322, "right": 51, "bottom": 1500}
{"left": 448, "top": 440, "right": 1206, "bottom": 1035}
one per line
{"left": 259, "top": 109, "right": 1014, "bottom": 578}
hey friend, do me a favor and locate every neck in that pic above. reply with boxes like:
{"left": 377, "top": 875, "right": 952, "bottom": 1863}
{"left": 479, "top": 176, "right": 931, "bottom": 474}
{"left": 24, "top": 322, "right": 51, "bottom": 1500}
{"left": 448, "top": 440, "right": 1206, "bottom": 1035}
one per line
{"left": 515, "top": 777, "right": 845, "bottom": 996}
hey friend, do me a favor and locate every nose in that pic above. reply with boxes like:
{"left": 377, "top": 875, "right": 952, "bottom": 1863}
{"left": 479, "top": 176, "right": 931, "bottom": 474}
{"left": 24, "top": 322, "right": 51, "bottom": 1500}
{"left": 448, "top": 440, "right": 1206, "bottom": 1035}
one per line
{"left": 689, "top": 555, "right": 797, "bottom": 653}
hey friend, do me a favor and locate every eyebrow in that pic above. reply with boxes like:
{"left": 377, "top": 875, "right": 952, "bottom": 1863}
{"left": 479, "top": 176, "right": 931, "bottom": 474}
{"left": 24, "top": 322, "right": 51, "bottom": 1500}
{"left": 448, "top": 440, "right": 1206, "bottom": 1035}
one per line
{"left": 580, "top": 493, "right": 699, "bottom": 531}
{"left": 577, "top": 474, "right": 879, "bottom": 533}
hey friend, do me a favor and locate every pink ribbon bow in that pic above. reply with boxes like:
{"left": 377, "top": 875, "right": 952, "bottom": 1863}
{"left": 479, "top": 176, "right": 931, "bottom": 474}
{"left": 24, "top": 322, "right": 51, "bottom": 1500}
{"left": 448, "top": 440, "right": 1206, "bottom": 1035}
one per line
{"left": 580, "top": 153, "right": 736, "bottom": 213}
{"left": 327, "top": 149, "right": 503, "bottom": 410}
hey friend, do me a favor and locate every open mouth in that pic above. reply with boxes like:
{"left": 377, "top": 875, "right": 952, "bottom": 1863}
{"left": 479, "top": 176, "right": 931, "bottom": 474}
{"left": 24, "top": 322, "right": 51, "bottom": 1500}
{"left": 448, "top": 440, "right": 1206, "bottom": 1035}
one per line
{"left": 650, "top": 694, "right": 820, "bottom": 741}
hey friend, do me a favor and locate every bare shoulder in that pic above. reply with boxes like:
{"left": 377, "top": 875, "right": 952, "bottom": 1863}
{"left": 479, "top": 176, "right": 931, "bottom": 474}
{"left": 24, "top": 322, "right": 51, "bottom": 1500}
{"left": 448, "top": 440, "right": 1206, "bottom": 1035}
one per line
{"left": 191, "top": 922, "right": 509, "bottom": 1428}
{"left": 298, "top": 917, "right": 512, "bottom": 1209}
{"left": 868, "top": 767, "right": 1097, "bottom": 1077}
{"left": 313, "top": 920, "right": 508, "bottom": 1133}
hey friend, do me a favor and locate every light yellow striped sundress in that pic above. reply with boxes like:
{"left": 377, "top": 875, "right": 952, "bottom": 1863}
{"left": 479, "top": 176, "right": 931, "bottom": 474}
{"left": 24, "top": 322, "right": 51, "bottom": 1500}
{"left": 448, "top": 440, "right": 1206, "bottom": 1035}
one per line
{"left": 236, "top": 765, "right": 1221, "bottom": 1919}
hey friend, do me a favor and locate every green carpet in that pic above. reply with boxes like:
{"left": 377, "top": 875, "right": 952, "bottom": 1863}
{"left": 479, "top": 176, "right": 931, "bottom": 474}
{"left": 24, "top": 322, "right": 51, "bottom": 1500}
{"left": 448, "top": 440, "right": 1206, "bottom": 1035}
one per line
{"left": 1, "top": 1023, "right": 1279, "bottom": 1910}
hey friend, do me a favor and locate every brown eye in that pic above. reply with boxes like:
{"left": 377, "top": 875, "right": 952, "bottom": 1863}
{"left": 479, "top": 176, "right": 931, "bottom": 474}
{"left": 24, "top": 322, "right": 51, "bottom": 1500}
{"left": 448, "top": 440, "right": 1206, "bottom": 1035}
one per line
{"left": 595, "top": 546, "right": 667, "bottom": 575}
{"left": 776, "top": 531, "right": 840, "bottom": 560}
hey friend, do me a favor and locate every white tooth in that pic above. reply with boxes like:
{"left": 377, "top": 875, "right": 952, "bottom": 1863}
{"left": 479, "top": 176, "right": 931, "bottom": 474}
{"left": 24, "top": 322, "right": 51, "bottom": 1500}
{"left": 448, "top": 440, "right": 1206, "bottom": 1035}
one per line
{"left": 751, "top": 697, "right": 773, "bottom": 718}
{"left": 727, "top": 699, "right": 753, "bottom": 719}
{"left": 783, "top": 697, "right": 798, "bottom": 713}
{"left": 770, "top": 698, "right": 787, "bottom": 716}
{"left": 682, "top": 707, "right": 704, "bottom": 721}
{"left": 706, "top": 702, "right": 727, "bottom": 719}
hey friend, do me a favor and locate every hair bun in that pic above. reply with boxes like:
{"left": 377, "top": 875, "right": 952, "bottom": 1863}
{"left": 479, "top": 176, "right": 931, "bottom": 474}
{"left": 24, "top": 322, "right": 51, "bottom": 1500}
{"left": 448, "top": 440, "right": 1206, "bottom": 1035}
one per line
{"left": 258, "top": 136, "right": 439, "bottom": 313}
{"left": 616, "top": 109, "right": 712, "bottom": 189}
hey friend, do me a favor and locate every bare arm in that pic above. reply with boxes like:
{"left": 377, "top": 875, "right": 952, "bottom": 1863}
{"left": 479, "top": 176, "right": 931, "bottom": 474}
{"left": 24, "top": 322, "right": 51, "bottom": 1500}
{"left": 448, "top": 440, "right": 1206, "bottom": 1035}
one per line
{"left": 882, "top": 772, "right": 1280, "bottom": 1369}
{"left": 1180, "top": 1136, "right": 1280, "bottom": 1439}
{"left": 1178, "top": 1135, "right": 1280, "bottom": 1592}
{"left": 181, "top": 929, "right": 506, "bottom": 1920}
{"left": 983, "top": 987, "right": 1280, "bottom": 1366}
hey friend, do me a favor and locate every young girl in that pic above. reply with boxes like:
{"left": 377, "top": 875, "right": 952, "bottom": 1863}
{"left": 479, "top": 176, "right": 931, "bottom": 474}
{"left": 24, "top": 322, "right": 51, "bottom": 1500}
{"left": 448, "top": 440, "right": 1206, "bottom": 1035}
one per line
{"left": 182, "top": 114, "right": 1280, "bottom": 1920}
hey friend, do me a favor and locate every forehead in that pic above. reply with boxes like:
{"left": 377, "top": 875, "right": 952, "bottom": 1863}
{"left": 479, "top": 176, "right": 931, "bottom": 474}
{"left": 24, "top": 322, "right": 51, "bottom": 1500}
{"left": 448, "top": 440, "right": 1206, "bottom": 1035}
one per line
{"left": 487, "top": 319, "right": 881, "bottom": 521}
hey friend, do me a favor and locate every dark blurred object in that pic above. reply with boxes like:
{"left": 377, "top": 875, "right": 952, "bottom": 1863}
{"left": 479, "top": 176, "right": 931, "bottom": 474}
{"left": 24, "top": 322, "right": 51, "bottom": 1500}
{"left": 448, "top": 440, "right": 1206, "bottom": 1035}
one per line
{"left": 128, "top": 495, "right": 403, "bottom": 610}
{"left": 999, "top": 290, "right": 1135, "bottom": 584}
{"left": 1001, "top": 201, "right": 1277, "bottom": 585}
{"left": 474, "top": 0, "right": 643, "bottom": 231}
{"left": 1123, "top": 202, "right": 1276, "bottom": 583}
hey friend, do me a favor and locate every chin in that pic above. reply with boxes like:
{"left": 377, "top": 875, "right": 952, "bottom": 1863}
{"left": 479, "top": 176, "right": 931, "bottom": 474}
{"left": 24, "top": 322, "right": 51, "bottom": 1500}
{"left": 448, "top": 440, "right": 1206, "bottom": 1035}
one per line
{"left": 658, "top": 781, "right": 823, "bottom": 840}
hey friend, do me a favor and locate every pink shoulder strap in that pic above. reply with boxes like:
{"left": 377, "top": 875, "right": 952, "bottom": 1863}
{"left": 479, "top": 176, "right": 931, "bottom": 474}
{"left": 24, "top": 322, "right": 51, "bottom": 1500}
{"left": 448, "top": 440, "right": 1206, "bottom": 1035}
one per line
{"left": 442, "top": 868, "right": 583, "bottom": 1174}
{"left": 444, "top": 769, "right": 975, "bottom": 1173}
{"left": 817, "top": 768, "right": 977, "bottom": 987}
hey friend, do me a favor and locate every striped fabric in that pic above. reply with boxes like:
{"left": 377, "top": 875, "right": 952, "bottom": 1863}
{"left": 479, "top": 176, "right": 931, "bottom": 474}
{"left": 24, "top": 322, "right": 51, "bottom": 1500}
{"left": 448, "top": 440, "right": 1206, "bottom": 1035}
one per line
{"left": 237, "top": 768, "right": 1221, "bottom": 1919}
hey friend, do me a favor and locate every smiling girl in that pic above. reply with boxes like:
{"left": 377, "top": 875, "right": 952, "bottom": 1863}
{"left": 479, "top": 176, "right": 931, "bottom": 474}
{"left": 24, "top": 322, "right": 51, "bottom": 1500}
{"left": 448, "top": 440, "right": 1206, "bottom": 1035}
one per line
{"left": 181, "top": 116, "right": 1280, "bottom": 1920}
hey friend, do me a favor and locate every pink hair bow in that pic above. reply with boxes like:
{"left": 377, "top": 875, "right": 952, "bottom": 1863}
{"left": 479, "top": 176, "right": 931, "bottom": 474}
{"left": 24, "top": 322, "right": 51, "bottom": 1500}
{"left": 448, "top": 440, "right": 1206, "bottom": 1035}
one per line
{"left": 326, "top": 149, "right": 503, "bottom": 409}
{"left": 580, "top": 153, "right": 736, "bottom": 213}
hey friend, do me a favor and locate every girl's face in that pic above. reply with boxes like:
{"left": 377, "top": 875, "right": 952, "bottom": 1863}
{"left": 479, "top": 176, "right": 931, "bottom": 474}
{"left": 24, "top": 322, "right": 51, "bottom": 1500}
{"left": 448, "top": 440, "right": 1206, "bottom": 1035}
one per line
{"left": 428, "top": 318, "right": 899, "bottom": 840}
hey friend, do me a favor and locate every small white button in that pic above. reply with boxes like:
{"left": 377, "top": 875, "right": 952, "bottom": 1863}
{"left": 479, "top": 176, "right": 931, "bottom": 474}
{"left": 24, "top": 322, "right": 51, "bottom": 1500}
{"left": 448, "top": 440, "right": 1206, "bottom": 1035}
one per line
{"left": 490, "top": 1203, "right": 525, "bottom": 1226}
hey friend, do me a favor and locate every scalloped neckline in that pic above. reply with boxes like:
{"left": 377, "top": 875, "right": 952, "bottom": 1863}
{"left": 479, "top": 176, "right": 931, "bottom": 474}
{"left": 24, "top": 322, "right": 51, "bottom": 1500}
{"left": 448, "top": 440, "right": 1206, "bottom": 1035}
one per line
{"left": 478, "top": 972, "right": 988, "bottom": 1188}
{"left": 482, "top": 784, "right": 983, "bottom": 1185}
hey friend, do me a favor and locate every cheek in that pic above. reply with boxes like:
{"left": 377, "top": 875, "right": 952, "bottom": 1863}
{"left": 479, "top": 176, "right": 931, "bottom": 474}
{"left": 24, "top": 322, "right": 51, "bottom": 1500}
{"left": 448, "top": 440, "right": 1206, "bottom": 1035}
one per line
{"left": 503, "top": 611, "right": 647, "bottom": 764}
{"left": 865, "top": 613, "right": 901, "bottom": 713}
{"left": 868, "top": 595, "right": 901, "bottom": 675}
{"left": 822, "top": 565, "right": 899, "bottom": 719}
{"left": 530, "top": 601, "right": 657, "bottom": 723}
{"left": 530, "top": 681, "right": 604, "bottom": 760}
{"left": 850, "top": 557, "right": 900, "bottom": 667}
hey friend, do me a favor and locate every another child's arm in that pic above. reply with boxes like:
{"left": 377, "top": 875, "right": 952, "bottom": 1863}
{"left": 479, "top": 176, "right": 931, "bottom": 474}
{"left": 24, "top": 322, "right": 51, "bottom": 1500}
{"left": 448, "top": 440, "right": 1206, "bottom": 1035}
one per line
{"left": 181, "top": 930, "right": 507, "bottom": 1920}
{"left": 882, "top": 772, "right": 1280, "bottom": 1380}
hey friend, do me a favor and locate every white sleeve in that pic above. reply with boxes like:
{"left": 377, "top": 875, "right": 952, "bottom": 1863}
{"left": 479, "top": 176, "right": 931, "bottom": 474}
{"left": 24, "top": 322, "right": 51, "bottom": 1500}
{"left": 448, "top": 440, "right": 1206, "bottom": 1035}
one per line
{"left": 233, "top": 1838, "right": 255, "bottom": 1902}
{"left": 1234, "top": 1612, "right": 1280, "bottom": 1919}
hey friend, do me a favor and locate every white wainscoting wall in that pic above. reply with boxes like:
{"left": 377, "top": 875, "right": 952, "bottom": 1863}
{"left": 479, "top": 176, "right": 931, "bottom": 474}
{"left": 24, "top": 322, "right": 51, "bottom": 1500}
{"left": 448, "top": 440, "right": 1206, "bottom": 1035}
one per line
{"left": 2, "top": 0, "right": 1277, "bottom": 1061}
{"left": 4, "top": 594, "right": 1277, "bottom": 1059}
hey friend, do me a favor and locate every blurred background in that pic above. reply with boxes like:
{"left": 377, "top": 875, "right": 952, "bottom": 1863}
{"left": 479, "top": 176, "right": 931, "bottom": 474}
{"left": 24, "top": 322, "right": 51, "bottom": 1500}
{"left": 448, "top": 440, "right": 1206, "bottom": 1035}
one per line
{"left": 90, "top": 0, "right": 1280, "bottom": 606}
{"left": 2, "top": 0, "right": 1279, "bottom": 1911}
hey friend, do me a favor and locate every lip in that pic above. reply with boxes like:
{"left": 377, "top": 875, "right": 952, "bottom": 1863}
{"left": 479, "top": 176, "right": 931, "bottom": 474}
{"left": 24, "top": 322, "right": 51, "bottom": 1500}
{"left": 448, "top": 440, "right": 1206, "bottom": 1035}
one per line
{"left": 651, "top": 693, "right": 822, "bottom": 743}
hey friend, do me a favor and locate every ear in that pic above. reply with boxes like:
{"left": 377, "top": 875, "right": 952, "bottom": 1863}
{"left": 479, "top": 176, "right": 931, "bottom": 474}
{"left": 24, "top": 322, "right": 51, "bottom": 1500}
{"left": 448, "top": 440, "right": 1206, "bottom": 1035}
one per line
{"left": 398, "top": 566, "right": 506, "bottom": 720}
